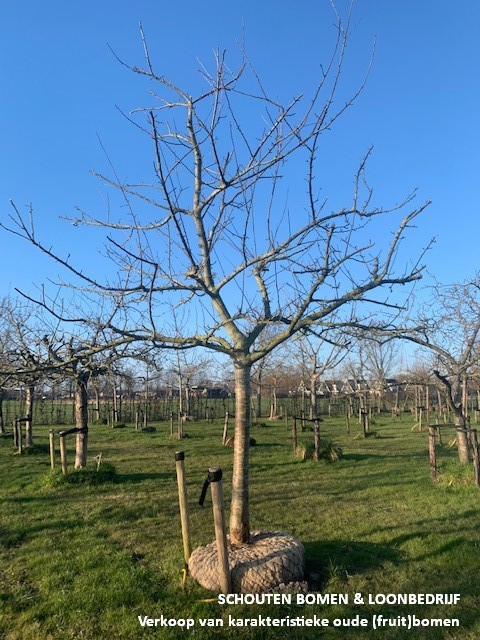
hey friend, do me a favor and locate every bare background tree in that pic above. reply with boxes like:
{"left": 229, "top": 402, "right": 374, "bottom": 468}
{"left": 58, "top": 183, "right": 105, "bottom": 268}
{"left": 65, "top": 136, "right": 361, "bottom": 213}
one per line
{"left": 402, "top": 275, "right": 480, "bottom": 463}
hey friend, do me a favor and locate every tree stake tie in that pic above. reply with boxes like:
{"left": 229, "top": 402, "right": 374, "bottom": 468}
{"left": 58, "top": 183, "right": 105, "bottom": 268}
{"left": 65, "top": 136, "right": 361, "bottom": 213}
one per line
{"left": 198, "top": 468, "right": 222, "bottom": 506}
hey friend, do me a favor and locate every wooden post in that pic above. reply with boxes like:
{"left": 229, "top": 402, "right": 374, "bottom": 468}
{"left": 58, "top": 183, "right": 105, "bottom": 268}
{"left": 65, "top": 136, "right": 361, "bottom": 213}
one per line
{"left": 361, "top": 410, "right": 369, "bottom": 437}
{"left": 13, "top": 417, "right": 18, "bottom": 449}
{"left": 178, "top": 412, "right": 184, "bottom": 438}
{"left": 175, "top": 451, "right": 192, "bottom": 563}
{"left": 292, "top": 416, "right": 298, "bottom": 454}
{"left": 222, "top": 412, "right": 229, "bottom": 446}
{"left": 170, "top": 411, "right": 174, "bottom": 437}
{"left": 346, "top": 408, "right": 350, "bottom": 434}
{"left": 313, "top": 419, "right": 320, "bottom": 461}
{"left": 208, "top": 468, "right": 231, "bottom": 594}
{"left": 49, "top": 430, "right": 55, "bottom": 470}
{"left": 16, "top": 419, "right": 23, "bottom": 455}
{"left": 472, "top": 429, "right": 480, "bottom": 488}
{"left": 134, "top": 410, "right": 139, "bottom": 431}
{"left": 59, "top": 435, "right": 68, "bottom": 476}
{"left": 428, "top": 426, "right": 437, "bottom": 481}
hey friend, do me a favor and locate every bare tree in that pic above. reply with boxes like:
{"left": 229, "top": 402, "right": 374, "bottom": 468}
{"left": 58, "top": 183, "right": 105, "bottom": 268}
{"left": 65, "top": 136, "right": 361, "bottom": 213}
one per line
{"left": 2, "top": 10, "right": 430, "bottom": 543}
{"left": 360, "top": 338, "right": 400, "bottom": 412}
{"left": 288, "top": 331, "right": 348, "bottom": 419}
{"left": 401, "top": 276, "right": 480, "bottom": 463}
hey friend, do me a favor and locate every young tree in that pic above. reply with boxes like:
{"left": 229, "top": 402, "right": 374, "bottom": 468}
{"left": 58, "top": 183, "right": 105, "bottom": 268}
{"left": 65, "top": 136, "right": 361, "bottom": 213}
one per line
{"left": 3, "top": 11, "right": 429, "bottom": 543}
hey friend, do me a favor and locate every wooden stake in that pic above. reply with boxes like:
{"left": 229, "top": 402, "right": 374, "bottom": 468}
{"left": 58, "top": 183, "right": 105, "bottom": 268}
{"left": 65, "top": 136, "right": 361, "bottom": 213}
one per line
{"left": 16, "top": 419, "right": 23, "bottom": 455}
{"left": 49, "top": 430, "right": 55, "bottom": 470}
{"left": 175, "top": 451, "right": 192, "bottom": 563}
{"left": 361, "top": 410, "right": 369, "bottom": 437}
{"left": 59, "top": 435, "right": 68, "bottom": 476}
{"left": 292, "top": 416, "right": 298, "bottom": 454}
{"left": 209, "top": 468, "right": 231, "bottom": 594}
{"left": 472, "top": 429, "right": 480, "bottom": 488}
{"left": 222, "top": 412, "right": 229, "bottom": 446}
{"left": 429, "top": 426, "right": 437, "bottom": 481}
{"left": 313, "top": 419, "right": 320, "bottom": 461}
{"left": 170, "top": 411, "right": 174, "bottom": 437}
{"left": 13, "top": 417, "right": 18, "bottom": 449}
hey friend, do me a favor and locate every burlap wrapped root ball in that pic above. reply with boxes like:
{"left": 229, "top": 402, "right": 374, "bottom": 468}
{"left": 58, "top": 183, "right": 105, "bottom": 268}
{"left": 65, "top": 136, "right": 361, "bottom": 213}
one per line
{"left": 188, "top": 531, "right": 305, "bottom": 593}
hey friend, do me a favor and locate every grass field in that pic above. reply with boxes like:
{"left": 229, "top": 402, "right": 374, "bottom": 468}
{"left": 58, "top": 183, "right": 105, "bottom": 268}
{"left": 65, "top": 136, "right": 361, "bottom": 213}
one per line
{"left": 1, "top": 413, "right": 479, "bottom": 639}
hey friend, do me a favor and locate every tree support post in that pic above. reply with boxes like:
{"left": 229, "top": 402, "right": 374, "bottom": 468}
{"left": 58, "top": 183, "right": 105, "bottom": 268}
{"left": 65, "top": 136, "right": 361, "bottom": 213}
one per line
{"left": 49, "top": 430, "right": 55, "bottom": 470}
{"left": 428, "top": 426, "right": 437, "bottom": 481}
{"left": 175, "top": 451, "right": 192, "bottom": 564}
{"left": 222, "top": 412, "right": 229, "bottom": 446}
{"left": 13, "top": 417, "right": 18, "bottom": 449}
{"left": 292, "top": 416, "right": 298, "bottom": 454}
{"left": 313, "top": 419, "right": 321, "bottom": 461}
{"left": 59, "top": 435, "right": 68, "bottom": 476}
{"left": 209, "top": 468, "right": 231, "bottom": 594}
{"left": 471, "top": 429, "right": 480, "bottom": 488}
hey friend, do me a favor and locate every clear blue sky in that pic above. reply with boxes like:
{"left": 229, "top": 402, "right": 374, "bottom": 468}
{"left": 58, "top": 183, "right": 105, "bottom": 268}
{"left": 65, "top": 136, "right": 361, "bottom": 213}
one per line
{"left": 1, "top": 0, "right": 479, "bottom": 298}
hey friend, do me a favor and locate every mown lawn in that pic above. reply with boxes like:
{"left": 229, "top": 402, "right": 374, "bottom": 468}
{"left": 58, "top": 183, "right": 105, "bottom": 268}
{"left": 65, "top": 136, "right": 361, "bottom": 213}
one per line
{"left": 1, "top": 413, "right": 479, "bottom": 639}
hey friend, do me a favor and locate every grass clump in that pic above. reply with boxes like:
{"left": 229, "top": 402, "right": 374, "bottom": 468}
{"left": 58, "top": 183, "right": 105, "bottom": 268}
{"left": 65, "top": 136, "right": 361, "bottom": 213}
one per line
{"left": 295, "top": 439, "right": 342, "bottom": 462}
{"left": 66, "top": 462, "right": 117, "bottom": 485}
{"left": 39, "top": 463, "right": 118, "bottom": 488}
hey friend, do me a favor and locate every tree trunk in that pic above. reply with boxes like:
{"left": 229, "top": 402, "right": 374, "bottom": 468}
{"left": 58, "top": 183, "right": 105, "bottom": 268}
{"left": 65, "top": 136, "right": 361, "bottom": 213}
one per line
{"left": 310, "top": 373, "right": 317, "bottom": 420}
{"left": 74, "top": 372, "right": 89, "bottom": 468}
{"left": 229, "top": 361, "right": 251, "bottom": 545}
{"left": 455, "top": 411, "right": 470, "bottom": 464}
{"left": 25, "top": 384, "right": 35, "bottom": 447}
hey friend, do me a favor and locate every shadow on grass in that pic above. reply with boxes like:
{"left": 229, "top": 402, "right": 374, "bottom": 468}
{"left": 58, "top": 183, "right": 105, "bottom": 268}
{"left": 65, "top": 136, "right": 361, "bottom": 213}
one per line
{"left": 303, "top": 539, "right": 403, "bottom": 589}
{"left": 115, "top": 472, "right": 171, "bottom": 483}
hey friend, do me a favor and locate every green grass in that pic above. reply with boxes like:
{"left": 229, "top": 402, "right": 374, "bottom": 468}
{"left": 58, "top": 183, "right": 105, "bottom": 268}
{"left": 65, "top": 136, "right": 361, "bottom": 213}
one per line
{"left": 1, "top": 414, "right": 479, "bottom": 639}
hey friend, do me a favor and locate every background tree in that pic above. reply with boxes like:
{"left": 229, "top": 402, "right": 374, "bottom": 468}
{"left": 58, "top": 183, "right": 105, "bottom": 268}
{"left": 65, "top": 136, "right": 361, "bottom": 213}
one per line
{"left": 288, "top": 331, "right": 349, "bottom": 420}
{"left": 360, "top": 338, "right": 400, "bottom": 412}
{"left": 402, "top": 275, "right": 480, "bottom": 463}
{"left": 3, "top": 12, "right": 429, "bottom": 543}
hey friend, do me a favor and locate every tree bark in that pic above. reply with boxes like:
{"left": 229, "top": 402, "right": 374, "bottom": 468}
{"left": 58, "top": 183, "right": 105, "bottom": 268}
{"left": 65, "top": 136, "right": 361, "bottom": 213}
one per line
{"left": 433, "top": 370, "right": 470, "bottom": 464}
{"left": 454, "top": 411, "right": 470, "bottom": 464}
{"left": 74, "top": 372, "right": 89, "bottom": 468}
{"left": 229, "top": 361, "right": 251, "bottom": 545}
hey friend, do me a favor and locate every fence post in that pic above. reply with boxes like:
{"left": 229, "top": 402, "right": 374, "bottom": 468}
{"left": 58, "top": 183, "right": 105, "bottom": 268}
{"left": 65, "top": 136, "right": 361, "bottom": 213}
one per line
{"left": 175, "top": 451, "right": 192, "bottom": 563}
{"left": 49, "top": 430, "right": 56, "bottom": 470}
{"left": 428, "top": 425, "right": 437, "bottom": 481}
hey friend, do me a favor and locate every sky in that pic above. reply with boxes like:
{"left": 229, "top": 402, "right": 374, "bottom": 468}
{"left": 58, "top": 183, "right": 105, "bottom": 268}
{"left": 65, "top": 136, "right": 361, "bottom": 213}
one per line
{"left": 1, "top": 0, "right": 479, "bottom": 305}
